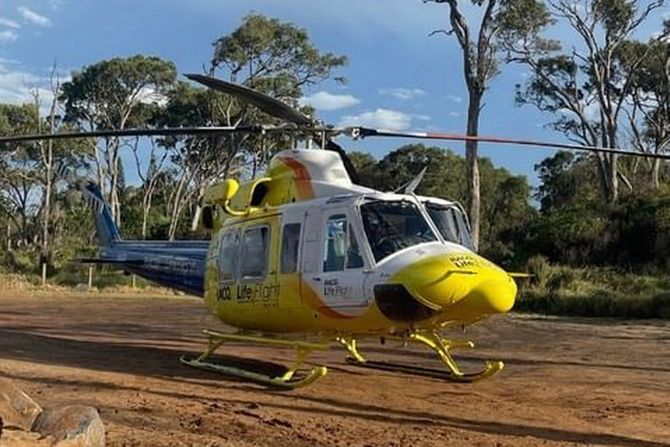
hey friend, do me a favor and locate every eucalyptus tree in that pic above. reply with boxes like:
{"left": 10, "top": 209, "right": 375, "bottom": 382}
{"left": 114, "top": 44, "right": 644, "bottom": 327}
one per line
{"left": 157, "top": 81, "right": 247, "bottom": 239}
{"left": 0, "top": 104, "right": 42, "bottom": 248}
{"left": 423, "top": 0, "right": 546, "bottom": 249}
{"left": 156, "top": 13, "right": 348, "bottom": 239}
{"left": 60, "top": 55, "right": 177, "bottom": 225}
{"left": 498, "top": 0, "right": 667, "bottom": 203}
{"left": 209, "top": 13, "right": 348, "bottom": 175}
{"left": 618, "top": 31, "right": 670, "bottom": 189}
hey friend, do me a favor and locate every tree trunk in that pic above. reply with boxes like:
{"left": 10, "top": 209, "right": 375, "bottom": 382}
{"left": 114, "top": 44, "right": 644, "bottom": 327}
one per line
{"left": 141, "top": 191, "right": 151, "bottom": 239}
{"left": 608, "top": 154, "right": 618, "bottom": 204}
{"left": 594, "top": 154, "right": 618, "bottom": 204}
{"left": 190, "top": 184, "right": 208, "bottom": 232}
{"left": 41, "top": 151, "right": 52, "bottom": 264}
{"left": 168, "top": 172, "right": 189, "bottom": 241}
{"left": 190, "top": 204, "right": 203, "bottom": 232}
{"left": 465, "top": 92, "right": 482, "bottom": 250}
{"left": 651, "top": 158, "right": 661, "bottom": 190}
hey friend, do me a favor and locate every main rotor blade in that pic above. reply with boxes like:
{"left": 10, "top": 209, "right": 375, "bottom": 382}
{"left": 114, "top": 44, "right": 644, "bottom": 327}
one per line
{"left": 185, "top": 73, "right": 314, "bottom": 126}
{"left": 356, "top": 128, "right": 670, "bottom": 160}
{"left": 0, "top": 126, "right": 252, "bottom": 144}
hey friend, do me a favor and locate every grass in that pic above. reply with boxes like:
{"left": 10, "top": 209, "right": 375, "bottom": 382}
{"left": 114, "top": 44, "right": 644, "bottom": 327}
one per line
{"left": 0, "top": 269, "right": 183, "bottom": 299}
{"left": 3, "top": 260, "right": 669, "bottom": 319}
{"left": 516, "top": 257, "right": 670, "bottom": 319}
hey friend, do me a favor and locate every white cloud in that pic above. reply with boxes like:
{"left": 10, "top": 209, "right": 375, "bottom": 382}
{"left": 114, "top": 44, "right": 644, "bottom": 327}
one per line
{"left": 339, "top": 108, "right": 412, "bottom": 131}
{"left": 379, "top": 87, "right": 425, "bottom": 101}
{"left": 0, "top": 60, "right": 57, "bottom": 114}
{"left": 411, "top": 114, "right": 431, "bottom": 121}
{"left": 17, "top": 7, "right": 52, "bottom": 27}
{"left": 299, "top": 91, "right": 360, "bottom": 111}
{"left": 449, "top": 111, "right": 460, "bottom": 117}
{"left": 0, "top": 18, "right": 20, "bottom": 29}
{"left": 447, "top": 95, "right": 463, "bottom": 103}
{"left": 0, "top": 30, "right": 18, "bottom": 44}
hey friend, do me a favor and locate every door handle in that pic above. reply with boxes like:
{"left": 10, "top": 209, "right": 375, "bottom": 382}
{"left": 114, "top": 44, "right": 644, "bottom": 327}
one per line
{"left": 312, "top": 276, "right": 322, "bottom": 281}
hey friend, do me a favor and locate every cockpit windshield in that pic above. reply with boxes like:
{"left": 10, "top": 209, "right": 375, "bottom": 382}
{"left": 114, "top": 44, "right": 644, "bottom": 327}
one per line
{"left": 424, "top": 202, "right": 475, "bottom": 251}
{"left": 360, "top": 200, "right": 437, "bottom": 262}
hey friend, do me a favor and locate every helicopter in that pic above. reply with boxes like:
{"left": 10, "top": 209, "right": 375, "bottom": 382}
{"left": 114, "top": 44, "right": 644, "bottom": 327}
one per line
{"left": 2, "top": 73, "right": 669, "bottom": 389}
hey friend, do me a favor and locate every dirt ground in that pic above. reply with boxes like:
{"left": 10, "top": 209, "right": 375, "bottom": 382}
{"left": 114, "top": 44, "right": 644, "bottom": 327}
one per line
{"left": 0, "top": 293, "right": 667, "bottom": 447}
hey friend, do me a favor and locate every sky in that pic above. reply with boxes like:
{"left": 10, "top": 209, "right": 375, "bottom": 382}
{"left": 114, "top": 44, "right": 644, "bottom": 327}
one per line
{"left": 0, "top": 0, "right": 668, "bottom": 187}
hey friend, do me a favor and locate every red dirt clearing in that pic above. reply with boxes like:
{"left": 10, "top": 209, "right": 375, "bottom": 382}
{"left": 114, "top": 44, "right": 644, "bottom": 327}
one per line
{"left": 0, "top": 294, "right": 668, "bottom": 446}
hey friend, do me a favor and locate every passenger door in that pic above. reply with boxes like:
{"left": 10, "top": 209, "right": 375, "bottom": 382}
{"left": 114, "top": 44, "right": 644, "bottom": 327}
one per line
{"left": 303, "top": 208, "right": 369, "bottom": 316}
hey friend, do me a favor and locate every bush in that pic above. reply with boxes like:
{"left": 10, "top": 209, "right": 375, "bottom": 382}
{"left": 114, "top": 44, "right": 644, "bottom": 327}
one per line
{"left": 516, "top": 265, "right": 670, "bottom": 319}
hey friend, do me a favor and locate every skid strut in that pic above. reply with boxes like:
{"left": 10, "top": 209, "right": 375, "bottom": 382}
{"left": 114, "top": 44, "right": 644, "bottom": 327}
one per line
{"left": 340, "top": 331, "right": 503, "bottom": 382}
{"left": 180, "top": 330, "right": 329, "bottom": 389}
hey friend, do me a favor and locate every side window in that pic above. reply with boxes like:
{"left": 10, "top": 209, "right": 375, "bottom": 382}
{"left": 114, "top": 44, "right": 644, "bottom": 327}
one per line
{"left": 281, "top": 223, "right": 301, "bottom": 274}
{"left": 240, "top": 226, "right": 269, "bottom": 280}
{"left": 324, "top": 215, "right": 347, "bottom": 272}
{"left": 323, "top": 214, "right": 365, "bottom": 272}
{"left": 347, "top": 225, "right": 364, "bottom": 269}
{"left": 218, "top": 230, "right": 239, "bottom": 282}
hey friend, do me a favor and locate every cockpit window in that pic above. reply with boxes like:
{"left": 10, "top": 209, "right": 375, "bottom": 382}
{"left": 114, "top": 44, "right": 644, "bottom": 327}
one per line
{"left": 360, "top": 200, "right": 437, "bottom": 262}
{"left": 424, "top": 202, "right": 475, "bottom": 251}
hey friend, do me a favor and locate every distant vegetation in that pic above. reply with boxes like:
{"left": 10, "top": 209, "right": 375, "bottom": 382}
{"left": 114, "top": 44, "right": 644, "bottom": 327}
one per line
{"left": 1, "top": 7, "right": 669, "bottom": 318}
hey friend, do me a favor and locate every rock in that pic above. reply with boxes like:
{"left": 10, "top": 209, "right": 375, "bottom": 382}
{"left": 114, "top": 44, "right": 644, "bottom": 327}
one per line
{"left": 0, "top": 428, "right": 53, "bottom": 447}
{"left": 0, "top": 379, "right": 43, "bottom": 431}
{"left": 33, "top": 405, "right": 105, "bottom": 447}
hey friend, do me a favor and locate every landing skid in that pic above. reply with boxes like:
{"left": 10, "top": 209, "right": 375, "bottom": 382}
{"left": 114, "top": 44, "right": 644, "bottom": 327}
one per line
{"left": 180, "top": 330, "right": 329, "bottom": 390}
{"left": 337, "top": 332, "right": 503, "bottom": 383}
{"left": 344, "top": 358, "right": 502, "bottom": 382}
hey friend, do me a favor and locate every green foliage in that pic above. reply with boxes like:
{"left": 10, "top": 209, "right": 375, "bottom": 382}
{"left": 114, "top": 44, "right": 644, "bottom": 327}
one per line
{"left": 517, "top": 264, "right": 670, "bottom": 318}
{"left": 347, "top": 152, "right": 378, "bottom": 188}
{"left": 60, "top": 55, "right": 177, "bottom": 128}
{"left": 212, "top": 13, "right": 347, "bottom": 95}
{"left": 523, "top": 206, "right": 611, "bottom": 264}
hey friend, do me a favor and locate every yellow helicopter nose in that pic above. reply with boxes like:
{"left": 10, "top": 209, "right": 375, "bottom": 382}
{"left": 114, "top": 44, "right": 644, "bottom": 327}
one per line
{"left": 446, "top": 276, "right": 517, "bottom": 319}
{"left": 389, "top": 254, "right": 517, "bottom": 321}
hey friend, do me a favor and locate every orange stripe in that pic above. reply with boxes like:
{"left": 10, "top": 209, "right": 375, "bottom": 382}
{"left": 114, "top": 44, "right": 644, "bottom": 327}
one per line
{"left": 301, "top": 280, "right": 355, "bottom": 319}
{"left": 278, "top": 156, "right": 315, "bottom": 199}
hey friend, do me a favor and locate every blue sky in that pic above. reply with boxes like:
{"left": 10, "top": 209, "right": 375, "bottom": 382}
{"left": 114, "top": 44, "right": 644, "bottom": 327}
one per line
{"left": 0, "top": 0, "right": 667, "bottom": 186}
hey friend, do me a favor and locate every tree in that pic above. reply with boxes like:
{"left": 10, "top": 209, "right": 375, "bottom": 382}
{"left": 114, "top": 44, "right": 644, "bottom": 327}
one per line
{"left": 153, "top": 14, "right": 348, "bottom": 239}
{"left": 348, "top": 152, "right": 379, "bottom": 189}
{"left": 211, "top": 14, "right": 347, "bottom": 95}
{"left": 0, "top": 104, "right": 41, "bottom": 248}
{"left": 209, "top": 13, "right": 348, "bottom": 174}
{"left": 619, "top": 33, "right": 670, "bottom": 189}
{"left": 130, "top": 137, "right": 169, "bottom": 238}
{"left": 371, "top": 144, "right": 468, "bottom": 200}
{"left": 32, "top": 65, "right": 61, "bottom": 268}
{"left": 157, "top": 82, "right": 246, "bottom": 239}
{"left": 499, "top": 0, "right": 668, "bottom": 203}
{"left": 60, "top": 55, "right": 177, "bottom": 225}
{"left": 424, "top": 0, "right": 522, "bottom": 249}
{"left": 533, "top": 151, "right": 603, "bottom": 211}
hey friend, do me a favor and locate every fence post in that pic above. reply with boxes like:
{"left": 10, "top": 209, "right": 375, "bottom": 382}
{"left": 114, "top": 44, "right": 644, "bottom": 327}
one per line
{"left": 41, "top": 262, "right": 47, "bottom": 287}
{"left": 88, "top": 266, "right": 93, "bottom": 290}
